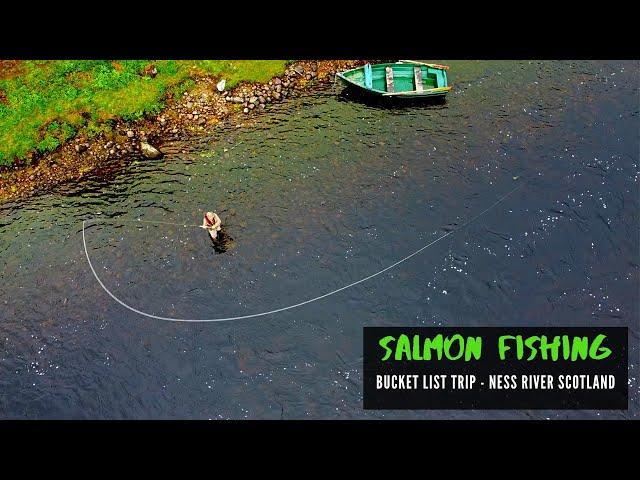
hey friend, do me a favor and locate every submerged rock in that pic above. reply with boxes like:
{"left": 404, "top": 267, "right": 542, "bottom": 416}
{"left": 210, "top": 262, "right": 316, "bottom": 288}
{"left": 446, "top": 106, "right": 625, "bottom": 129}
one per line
{"left": 140, "top": 142, "right": 163, "bottom": 159}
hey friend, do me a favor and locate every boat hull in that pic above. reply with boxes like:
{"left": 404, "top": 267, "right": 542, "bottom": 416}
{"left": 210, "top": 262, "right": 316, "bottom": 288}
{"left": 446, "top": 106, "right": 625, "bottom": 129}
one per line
{"left": 336, "top": 62, "right": 452, "bottom": 99}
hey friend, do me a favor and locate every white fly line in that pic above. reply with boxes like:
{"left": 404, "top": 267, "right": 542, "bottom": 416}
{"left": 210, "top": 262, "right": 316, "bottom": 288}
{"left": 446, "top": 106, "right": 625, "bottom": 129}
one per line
{"left": 82, "top": 181, "right": 524, "bottom": 323}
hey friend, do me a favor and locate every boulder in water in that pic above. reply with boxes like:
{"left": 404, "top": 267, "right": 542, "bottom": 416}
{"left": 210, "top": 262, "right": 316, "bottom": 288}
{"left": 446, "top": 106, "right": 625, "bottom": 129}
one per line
{"left": 140, "top": 142, "right": 163, "bottom": 159}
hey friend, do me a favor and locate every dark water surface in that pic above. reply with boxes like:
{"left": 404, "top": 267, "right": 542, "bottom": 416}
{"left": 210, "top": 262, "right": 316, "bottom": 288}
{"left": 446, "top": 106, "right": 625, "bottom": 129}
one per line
{"left": 1, "top": 61, "right": 638, "bottom": 419}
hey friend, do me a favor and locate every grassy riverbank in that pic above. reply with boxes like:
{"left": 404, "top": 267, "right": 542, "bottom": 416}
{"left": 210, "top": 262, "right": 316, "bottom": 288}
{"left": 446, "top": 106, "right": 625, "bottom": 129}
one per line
{"left": 0, "top": 60, "right": 288, "bottom": 166}
{"left": 0, "top": 59, "right": 364, "bottom": 203}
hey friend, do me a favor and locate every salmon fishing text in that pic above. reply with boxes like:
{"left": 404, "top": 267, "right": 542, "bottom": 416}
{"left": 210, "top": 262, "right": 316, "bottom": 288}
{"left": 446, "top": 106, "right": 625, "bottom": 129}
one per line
{"left": 378, "top": 333, "right": 612, "bottom": 361}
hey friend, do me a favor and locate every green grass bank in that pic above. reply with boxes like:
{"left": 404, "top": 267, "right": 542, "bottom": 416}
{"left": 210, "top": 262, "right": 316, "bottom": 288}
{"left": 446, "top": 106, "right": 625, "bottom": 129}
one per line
{"left": 0, "top": 60, "right": 288, "bottom": 166}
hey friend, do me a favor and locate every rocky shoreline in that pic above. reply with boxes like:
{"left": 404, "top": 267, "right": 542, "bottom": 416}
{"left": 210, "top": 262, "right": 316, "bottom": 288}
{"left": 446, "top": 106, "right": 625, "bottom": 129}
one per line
{"left": 0, "top": 60, "right": 367, "bottom": 203}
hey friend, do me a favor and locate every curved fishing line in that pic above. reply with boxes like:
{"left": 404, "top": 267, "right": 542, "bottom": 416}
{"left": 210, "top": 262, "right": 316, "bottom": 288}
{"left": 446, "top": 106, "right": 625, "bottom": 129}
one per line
{"left": 82, "top": 181, "right": 524, "bottom": 323}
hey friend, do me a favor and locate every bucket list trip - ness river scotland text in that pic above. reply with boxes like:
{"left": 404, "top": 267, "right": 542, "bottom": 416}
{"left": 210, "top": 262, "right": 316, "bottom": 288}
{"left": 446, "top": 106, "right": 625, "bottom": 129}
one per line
{"left": 363, "top": 327, "right": 628, "bottom": 410}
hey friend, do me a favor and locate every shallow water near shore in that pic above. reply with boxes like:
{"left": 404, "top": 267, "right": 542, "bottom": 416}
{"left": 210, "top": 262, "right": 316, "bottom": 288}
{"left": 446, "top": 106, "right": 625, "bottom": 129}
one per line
{"left": 0, "top": 60, "right": 638, "bottom": 419}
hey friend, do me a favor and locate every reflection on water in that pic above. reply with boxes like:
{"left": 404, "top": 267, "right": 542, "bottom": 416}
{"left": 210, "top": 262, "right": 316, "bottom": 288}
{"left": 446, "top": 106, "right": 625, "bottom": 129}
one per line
{"left": 209, "top": 230, "right": 234, "bottom": 254}
{"left": 0, "top": 61, "right": 638, "bottom": 419}
{"left": 336, "top": 87, "right": 448, "bottom": 108}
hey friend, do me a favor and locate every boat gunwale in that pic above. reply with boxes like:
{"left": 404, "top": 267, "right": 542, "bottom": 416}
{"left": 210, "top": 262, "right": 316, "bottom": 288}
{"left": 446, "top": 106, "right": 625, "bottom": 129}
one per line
{"left": 382, "top": 86, "right": 453, "bottom": 97}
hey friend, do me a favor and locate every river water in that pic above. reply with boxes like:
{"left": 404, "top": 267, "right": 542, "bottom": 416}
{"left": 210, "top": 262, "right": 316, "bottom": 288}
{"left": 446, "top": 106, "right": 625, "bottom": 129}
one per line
{"left": 0, "top": 61, "right": 638, "bottom": 419}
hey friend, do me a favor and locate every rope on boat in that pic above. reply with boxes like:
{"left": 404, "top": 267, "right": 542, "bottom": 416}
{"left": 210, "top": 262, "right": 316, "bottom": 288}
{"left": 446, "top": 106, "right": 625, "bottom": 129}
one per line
{"left": 82, "top": 181, "right": 524, "bottom": 323}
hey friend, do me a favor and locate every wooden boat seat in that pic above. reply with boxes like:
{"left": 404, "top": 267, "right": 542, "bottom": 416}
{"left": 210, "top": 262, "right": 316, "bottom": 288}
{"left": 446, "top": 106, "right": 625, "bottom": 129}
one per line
{"left": 385, "top": 66, "right": 395, "bottom": 93}
{"left": 414, "top": 66, "right": 424, "bottom": 92}
{"left": 364, "top": 63, "right": 373, "bottom": 89}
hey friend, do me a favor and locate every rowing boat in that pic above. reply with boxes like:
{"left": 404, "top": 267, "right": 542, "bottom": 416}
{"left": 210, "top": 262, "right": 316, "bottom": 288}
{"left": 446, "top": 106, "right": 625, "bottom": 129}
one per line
{"left": 336, "top": 61, "right": 452, "bottom": 99}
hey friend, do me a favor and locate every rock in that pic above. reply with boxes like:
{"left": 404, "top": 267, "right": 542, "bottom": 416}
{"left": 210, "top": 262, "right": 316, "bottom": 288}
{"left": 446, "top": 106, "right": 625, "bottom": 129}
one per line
{"left": 216, "top": 79, "right": 226, "bottom": 92}
{"left": 109, "top": 148, "right": 115, "bottom": 155}
{"left": 249, "top": 96, "right": 258, "bottom": 104}
{"left": 294, "top": 65, "right": 304, "bottom": 75}
{"left": 275, "top": 85, "right": 282, "bottom": 93}
{"left": 126, "top": 130, "right": 134, "bottom": 138}
{"left": 142, "top": 64, "right": 158, "bottom": 78}
{"left": 171, "top": 128, "right": 178, "bottom": 134}
{"left": 187, "top": 114, "right": 193, "bottom": 120}
{"left": 258, "top": 96, "right": 265, "bottom": 104}
{"left": 273, "top": 92, "right": 281, "bottom": 100}
{"left": 249, "top": 103, "right": 255, "bottom": 109}
{"left": 243, "top": 107, "right": 249, "bottom": 114}
{"left": 75, "top": 144, "right": 88, "bottom": 153}
{"left": 140, "top": 142, "right": 163, "bottom": 159}
{"left": 193, "top": 114, "right": 199, "bottom": 120}
{"left": 186, "top": 101, "right": 193, "bottom": 109}
{"left": 274, "top": 77, "right": 282, "bottom": 85}
{"left": 258, "top": 104, "right": 265, "bottom": 110}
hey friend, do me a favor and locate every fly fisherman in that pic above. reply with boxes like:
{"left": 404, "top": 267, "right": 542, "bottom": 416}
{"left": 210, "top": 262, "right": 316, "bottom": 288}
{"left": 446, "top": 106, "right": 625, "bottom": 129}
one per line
{"left": 202, "top": 211, "right": 222, "bottom": 240}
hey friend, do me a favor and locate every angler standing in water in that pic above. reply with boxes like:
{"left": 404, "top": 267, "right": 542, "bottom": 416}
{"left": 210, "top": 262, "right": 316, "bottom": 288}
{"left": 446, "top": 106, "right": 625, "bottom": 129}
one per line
{"left": 202, "top": 211, "right": 222, "bottom": 240}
